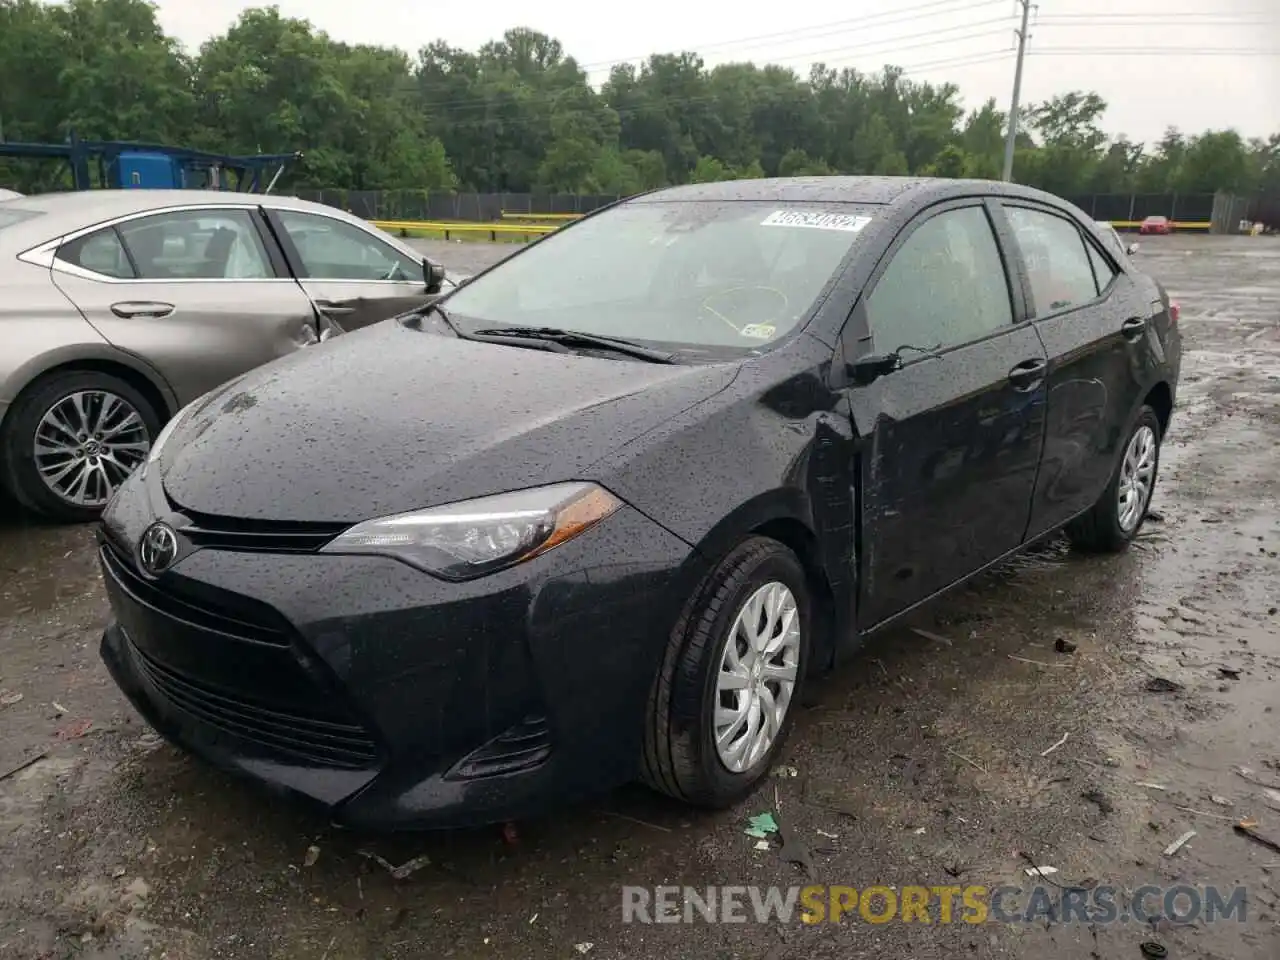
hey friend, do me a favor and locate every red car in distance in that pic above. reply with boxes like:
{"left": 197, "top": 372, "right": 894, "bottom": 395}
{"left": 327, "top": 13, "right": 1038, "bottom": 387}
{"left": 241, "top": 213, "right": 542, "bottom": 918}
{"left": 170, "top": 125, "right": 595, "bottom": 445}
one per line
{"left": 1140, "top": 215, "right": 1174, "bottom": 235}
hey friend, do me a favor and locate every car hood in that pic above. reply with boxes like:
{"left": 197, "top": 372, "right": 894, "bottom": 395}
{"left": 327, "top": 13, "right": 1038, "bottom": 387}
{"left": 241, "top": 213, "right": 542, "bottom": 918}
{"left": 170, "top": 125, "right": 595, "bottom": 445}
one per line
{"left": 159, "top": 321, "right": 737, "bottom": 523}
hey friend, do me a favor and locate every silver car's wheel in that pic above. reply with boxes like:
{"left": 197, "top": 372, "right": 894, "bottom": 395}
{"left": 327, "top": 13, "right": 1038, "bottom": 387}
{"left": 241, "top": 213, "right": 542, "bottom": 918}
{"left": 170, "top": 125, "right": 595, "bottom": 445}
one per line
{"left": 1, "top": 370, "right": 162, "bottom": 522}
{"left": 713, "top": 581, "right": 801, "bottom": 774}
{"left": 33, "top": 390, "right": 152, "bottom": 508}
{"left": 1116, "top": 424, "right": 1157, "bottom": 533}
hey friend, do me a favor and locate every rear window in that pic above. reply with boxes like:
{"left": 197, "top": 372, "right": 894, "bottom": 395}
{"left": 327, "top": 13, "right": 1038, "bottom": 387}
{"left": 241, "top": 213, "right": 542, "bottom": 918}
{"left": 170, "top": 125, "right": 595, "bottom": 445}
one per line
{"left": 0, "top": 207, "right": 42, "bottom": 231}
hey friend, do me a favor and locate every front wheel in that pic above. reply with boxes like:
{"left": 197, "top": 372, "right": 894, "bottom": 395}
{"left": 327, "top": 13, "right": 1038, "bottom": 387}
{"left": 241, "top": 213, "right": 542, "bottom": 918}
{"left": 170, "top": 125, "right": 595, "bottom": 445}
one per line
{"left": 641, "top": 536, "right": 811, "bottom": 808}
{"left": 1066, "top": 405, "right": 1162, "bottom": 553}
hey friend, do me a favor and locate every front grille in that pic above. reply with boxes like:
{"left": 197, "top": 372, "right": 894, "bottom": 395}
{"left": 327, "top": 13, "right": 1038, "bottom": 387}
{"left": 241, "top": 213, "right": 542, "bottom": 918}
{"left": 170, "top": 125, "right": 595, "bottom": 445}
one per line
{"left": 131, "top": 643, "right": 379, "bottom": 769}
{"left": 174, "top": 509, "right": 348, "bottom": 554}
{"left": 101, "top": 542, "right": 291, "bottom": 648}
{"left": 448, "top": 716, "right": 552, "bottom": 780}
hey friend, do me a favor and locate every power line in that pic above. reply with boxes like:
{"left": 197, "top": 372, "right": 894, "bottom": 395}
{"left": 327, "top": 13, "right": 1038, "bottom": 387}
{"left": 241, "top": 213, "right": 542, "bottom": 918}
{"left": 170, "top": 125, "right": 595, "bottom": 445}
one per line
{"left": 420, "top": 22, "right": 1016, "bottom": 116}
{"left": 1031, "top": 47, "right": 1279, "bottom": 55}
{"left": 575, "top": 0, "right": 1009, "bottom": 72}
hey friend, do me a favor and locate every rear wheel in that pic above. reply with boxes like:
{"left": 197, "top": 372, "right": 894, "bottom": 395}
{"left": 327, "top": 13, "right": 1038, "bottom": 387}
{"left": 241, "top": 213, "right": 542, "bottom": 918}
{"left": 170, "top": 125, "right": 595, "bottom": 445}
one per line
{"left": 1, "top": 370, "right": 159, "bottom": 522}
{"left": 1065, "top": 405, "right": 1161, "bottom": 553}
{"left": 642, "top": 537, "right": 811, "bottom": 807}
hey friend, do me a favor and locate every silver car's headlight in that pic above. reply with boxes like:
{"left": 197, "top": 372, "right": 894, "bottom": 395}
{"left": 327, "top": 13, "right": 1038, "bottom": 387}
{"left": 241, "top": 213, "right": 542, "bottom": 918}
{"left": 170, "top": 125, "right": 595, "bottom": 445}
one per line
{"left": 320, "top": 482, "right": 623, "bottom": 581}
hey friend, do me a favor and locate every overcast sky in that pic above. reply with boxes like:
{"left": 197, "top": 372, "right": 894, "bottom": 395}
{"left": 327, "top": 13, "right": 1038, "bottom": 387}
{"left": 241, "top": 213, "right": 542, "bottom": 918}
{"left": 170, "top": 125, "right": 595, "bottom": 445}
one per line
{"left": 154, "top": 0, "right": 1279, "bottom": 146}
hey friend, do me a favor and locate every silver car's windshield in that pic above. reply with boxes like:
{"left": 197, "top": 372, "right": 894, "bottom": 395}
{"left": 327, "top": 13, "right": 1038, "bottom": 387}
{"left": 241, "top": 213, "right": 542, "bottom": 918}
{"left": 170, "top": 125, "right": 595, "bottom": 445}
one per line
{"left": 444, "top": 200, "right": 881, "bottom": 355}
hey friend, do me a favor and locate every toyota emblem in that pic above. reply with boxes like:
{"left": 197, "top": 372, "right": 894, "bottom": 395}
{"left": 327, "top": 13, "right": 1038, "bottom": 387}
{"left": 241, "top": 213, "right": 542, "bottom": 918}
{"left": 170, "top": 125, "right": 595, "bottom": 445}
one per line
{"left": 138, "top": 522, "right": 179, "bottom": 576}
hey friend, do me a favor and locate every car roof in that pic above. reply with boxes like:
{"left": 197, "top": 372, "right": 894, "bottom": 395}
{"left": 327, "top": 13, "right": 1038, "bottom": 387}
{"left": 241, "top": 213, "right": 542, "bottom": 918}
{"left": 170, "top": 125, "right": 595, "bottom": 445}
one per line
{"left": 0, "top": 189, "right": 369, "bottom": 253}
{"left": 632, "top": 175, "right": 1075, "bottom": 211}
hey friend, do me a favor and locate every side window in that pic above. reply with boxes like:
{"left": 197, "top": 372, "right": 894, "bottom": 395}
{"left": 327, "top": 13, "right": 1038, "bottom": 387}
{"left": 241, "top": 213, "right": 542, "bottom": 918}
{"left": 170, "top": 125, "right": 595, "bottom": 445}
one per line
{"left": 1086, "top": 241, "right": 1118, "bottom": 293}
{"left": 1005, "top": 207, "right": 1100, "bottom": 315}
{"left": 275, "top": 211, "right": 415, "bottom": 281}
{"left": 866, "top": 205, "right": 1013, "bottom": 354}
{"left": 57, "top": 229, "right": 135, "bottom": 279}
{"left": 113, "top": 209, "right": 273, "bottom": 280}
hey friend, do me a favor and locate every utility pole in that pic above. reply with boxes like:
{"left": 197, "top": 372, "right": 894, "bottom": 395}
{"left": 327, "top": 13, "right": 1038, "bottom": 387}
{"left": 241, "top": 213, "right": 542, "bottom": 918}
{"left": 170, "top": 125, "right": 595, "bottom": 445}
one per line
{"left": 1001, "top": 0, "right": 1034, "bottom": 182}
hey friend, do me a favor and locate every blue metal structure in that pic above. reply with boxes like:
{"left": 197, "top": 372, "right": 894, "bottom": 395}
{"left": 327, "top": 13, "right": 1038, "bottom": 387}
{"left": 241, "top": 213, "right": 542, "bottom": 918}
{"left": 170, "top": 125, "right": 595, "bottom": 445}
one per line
{"left": 0, "top": 130, "right": 302, "bottom": 192}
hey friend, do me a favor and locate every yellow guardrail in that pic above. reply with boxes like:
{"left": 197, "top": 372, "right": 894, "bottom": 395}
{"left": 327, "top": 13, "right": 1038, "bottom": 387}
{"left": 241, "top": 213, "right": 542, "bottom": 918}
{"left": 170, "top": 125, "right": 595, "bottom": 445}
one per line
{"left": 369, "top": 219, "right": 559, "bottom": 241}
{"left": 501, "top": 211, "right": 583, "bottom": 221}
{"left": 1109, "top": 220, "right": 1212, "bottom": 230}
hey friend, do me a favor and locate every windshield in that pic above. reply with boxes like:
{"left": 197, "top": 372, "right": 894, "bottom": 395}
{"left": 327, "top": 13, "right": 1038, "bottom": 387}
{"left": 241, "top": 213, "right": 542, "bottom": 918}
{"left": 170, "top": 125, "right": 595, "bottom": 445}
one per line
{"left": 444, "top": 200, "right": 880, "bottom": 356}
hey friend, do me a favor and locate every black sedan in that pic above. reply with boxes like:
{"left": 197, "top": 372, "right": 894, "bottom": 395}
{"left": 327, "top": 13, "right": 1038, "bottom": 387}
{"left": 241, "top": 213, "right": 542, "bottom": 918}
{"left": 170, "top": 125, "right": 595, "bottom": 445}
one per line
{"left": 97, "top": 177, "right": 1180, "bottom": 828}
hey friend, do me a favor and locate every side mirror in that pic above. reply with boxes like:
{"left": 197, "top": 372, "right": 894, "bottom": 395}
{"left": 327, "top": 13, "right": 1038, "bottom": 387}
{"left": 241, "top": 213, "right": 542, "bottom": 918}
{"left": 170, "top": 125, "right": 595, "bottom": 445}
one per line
{"left": 1126, "top": 242, "right": 1140, "bottom": 255}
{"left": 847, "top": 354, "right": 899, "bottom": 386}
{"left": 423, "top": 258, "right": 447, "bottom": 295}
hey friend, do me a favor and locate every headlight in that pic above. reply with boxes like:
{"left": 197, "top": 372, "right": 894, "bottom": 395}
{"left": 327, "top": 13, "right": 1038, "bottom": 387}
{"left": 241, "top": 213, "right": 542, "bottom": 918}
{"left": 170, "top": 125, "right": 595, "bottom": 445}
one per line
{"left": 320, "top": 482, "right": 623, "bottom": 581}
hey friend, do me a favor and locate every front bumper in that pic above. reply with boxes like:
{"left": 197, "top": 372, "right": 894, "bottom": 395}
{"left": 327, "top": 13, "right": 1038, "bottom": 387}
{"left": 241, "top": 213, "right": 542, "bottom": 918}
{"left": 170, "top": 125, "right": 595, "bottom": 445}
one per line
{"left": 98, "top": 468, "right": 701, "bottom": 829}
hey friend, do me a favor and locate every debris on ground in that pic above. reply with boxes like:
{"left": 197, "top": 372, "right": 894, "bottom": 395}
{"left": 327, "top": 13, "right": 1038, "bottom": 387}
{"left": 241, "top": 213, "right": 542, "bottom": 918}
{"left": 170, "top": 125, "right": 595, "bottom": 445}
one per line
{"left": 54, "top": 718, "right": 93, "bottom": 740}
{"left": 1040, "top": 733, "right": 1070, "bottom": 757}
{"left": 1081, "top": 789, "right": 1115, "bottom": 815}
{"left": 753, "top": 840, "right": 770, "bottom": 851}
{"left": 1163, "top": 830, "right": 1197, "bottom": 857}
{"left": 0, "top": 690, "right": 23, "bottom": 706}
{"left": 1140, "top": 942, "right": 1168, "bottom": 959}
{"left": 1233, "top": 820, "right": 1280, "bottom": 855}
{"left": 745, "top": 812, "right": 779, "bottom": 838}
{"left": 1054, "top": 638, "right": 1078, "bottom": 654}
{"left": 51, "top": 701, "right": 67, "bottom": 715}
{"left": 910, "top": 627, "right": 954, "bottom": 647}
{"left": 1145, "top": 677, "right": 1183, "bottom": 693}
{"left": 0, "top": 750, "right": 48, "bottom": 783}
{"left": 303, "top": 845, "right": 321, "bottom": 867}
{"left": 775, "top": 813, "right": 814, "bottom": 877}
{"left": 1023, "top": 865, "right": 1058, "bottom": 878}
{"left": 771, "top": 765, "right": 798, "bottom": 778}
{"left": 1235, "top": 766, "right": 1280, "bottom": 790}
{"left": 357, "top": 850, "right": 432, "bottom": 880}
{"left": 1135, "top": 781, "right": 1168, "bottom": 791}
{"left": 815, "top": 829, "right": 839, "bottom": 839}
{"left": 1146, "top": 510, "right": 1165, "bottom": 523}
{"left": 1217, "top": 666, "right": 1242, "bottom": 679}
{"left": 574, "top": 944, "right": 594, "bottom": 955}
{"left": 1210, "top": 795, "right": 1233, "bottom": 807}
{"left": 501, "top": 821, "right": 520, "bottom": 845}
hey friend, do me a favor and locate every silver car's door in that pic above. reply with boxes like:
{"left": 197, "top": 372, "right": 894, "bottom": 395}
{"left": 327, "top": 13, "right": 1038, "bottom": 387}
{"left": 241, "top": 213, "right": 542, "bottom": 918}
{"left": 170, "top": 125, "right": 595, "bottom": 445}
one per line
{"left": 46, "top": 205, "right": 319, "bottom": 406}
{"left": 263, "top": 207, "right": 433, "bottom": 331}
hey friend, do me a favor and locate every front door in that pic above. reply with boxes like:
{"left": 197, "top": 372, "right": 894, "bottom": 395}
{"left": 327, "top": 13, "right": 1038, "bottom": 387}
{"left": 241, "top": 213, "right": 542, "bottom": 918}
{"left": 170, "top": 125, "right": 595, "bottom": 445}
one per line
{"left": 49, "top": 206, "right": 319, "bottom": 406}
{"left": 843, "top": 200, "right": 1048, "bottom": 627}
{"left": 999, "top": 202, "right": 1154, "bottom": 539}
{"left": 264, "top": 208, "right": 433, "bottom": 331}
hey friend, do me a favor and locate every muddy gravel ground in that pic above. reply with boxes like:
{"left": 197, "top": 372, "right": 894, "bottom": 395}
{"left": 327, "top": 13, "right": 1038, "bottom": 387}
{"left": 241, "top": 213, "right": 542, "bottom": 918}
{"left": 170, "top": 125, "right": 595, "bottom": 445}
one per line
{"left": 2, "top": 234, "right": 1279, "bottom": 960}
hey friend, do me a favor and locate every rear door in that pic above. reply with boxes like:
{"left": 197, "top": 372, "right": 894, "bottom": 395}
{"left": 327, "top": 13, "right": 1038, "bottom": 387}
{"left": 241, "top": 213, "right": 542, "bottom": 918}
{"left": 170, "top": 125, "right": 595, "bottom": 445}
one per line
{"left": 49, "top": 205, "right": 319, "bottom": 407}
{"left": 263, "top": 208, "right": 432, "bottom": 331}
{"left": 998, "top": 201, "right": 1154, "bottom": 539}
{"left": 844, "top": 199, "right": 1048, "bottom": 627}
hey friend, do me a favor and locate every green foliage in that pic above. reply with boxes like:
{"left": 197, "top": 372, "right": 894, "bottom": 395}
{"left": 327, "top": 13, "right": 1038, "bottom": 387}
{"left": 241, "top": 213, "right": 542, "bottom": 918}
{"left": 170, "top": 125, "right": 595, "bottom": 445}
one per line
{"left": 1, "top": 0, "right": 1275, "bottom": 197}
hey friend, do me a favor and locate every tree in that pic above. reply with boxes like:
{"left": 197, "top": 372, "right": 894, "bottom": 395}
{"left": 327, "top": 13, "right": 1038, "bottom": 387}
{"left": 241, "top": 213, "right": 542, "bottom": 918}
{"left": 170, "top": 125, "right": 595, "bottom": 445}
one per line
{"left": 0, "top": 5, "right": 1276, "bottom": 200}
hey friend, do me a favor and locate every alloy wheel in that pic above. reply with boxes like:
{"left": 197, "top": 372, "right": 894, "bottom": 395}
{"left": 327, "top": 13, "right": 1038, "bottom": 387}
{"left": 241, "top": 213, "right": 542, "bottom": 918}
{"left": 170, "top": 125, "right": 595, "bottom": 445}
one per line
{"left": 33, "top": 390, "right": 152, "bottom": 508}
{"left": 713, "top": 581, "right": 802, "bottom": 774}
{"left": 1117, "top": 424, "right": 1157, "bottom": 533}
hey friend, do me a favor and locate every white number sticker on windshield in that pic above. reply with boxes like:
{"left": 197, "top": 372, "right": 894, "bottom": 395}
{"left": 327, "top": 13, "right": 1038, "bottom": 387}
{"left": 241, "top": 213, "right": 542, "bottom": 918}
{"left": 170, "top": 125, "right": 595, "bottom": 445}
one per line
{"left": 760, "top": 210, "right": 873, "bottom": 232}
{"left": 740, "top": 323, "right": 777, "bottom": 339}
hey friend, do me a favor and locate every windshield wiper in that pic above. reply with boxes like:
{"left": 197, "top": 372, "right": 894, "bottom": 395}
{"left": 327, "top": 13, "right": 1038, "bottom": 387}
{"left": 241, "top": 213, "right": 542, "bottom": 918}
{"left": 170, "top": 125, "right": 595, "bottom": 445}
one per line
{"left": 470, "top": 326, "right": 676, "bottom": 364}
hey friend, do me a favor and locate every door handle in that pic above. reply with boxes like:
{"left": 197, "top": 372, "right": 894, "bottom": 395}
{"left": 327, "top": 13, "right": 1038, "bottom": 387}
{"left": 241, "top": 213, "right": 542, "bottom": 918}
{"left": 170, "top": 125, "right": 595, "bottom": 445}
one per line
{"left": 314, "top": 300, "right": 355, "bottom": 316}
{"left": 111, "top": 301, "right": 174, "bottom": 319}
{"left": 1007, "top": 358, "right": 1047, "bottom": 391}
{"left": 1120, "top": 316, "right": 1147, "bottom": 340}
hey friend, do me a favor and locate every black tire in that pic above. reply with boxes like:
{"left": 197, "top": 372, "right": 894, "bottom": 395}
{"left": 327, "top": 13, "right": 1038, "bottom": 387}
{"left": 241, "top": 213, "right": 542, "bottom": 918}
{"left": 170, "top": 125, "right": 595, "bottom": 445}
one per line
{"left": 1065, "top": 405, "right": 1162, "bottom": 553}
{"left": 1, "top": 369, "right": 161, "bottom": 523}
{"left": 642, "top": 536, "right": 812, "bottom": 807}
